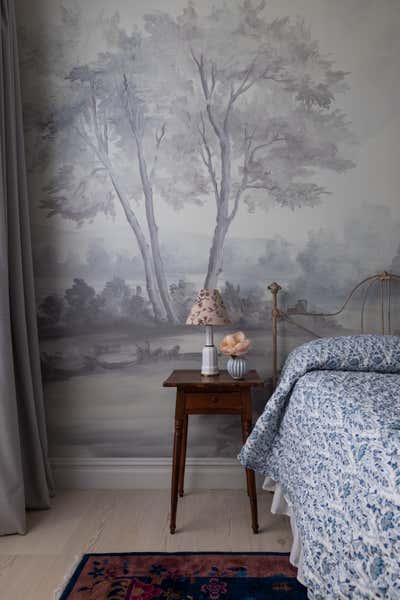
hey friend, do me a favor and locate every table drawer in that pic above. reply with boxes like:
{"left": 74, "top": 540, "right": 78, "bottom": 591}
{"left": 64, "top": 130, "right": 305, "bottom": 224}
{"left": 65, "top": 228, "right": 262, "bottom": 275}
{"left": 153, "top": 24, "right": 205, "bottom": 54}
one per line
{"left": 185, "top": 392, "right": 242, "bottom": 412}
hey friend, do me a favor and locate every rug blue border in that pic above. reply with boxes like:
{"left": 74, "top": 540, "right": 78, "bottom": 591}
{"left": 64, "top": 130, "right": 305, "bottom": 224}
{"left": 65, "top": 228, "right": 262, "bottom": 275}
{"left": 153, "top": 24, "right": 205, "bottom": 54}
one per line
{"left": 59, "top": 551, "right": 291, "bottom": 600}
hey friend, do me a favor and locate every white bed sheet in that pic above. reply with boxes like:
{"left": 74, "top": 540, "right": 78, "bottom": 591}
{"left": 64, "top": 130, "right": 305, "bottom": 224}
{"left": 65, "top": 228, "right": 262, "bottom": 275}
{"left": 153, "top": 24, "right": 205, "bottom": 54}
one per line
{"left": 263, "top": 477, "right": 307, "bottom": 588}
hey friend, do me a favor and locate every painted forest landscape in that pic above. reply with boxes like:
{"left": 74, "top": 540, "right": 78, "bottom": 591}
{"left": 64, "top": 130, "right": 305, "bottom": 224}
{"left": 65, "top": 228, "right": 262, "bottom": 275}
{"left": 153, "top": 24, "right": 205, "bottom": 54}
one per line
{"left": 17, "top": 0, "right": 400, "bottom": 458}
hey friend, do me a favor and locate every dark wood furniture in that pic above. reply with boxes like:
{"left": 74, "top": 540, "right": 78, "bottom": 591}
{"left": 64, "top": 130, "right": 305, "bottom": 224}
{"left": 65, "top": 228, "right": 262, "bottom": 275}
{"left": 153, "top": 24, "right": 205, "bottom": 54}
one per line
{"left": 163, "top": 369, "right": 264, "bottom": 534}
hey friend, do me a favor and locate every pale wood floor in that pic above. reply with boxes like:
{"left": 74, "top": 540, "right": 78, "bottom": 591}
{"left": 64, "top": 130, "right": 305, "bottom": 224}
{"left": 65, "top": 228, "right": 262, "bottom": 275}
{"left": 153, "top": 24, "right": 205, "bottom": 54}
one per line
{"left": 0, "top": 489, "right": 292, "bottom": 600}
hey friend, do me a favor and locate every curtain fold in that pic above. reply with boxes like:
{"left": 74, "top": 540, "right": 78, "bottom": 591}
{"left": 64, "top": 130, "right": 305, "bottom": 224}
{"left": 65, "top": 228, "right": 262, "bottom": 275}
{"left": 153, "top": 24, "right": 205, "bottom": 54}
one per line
{"left": 0, "top": 0, "right": 54, "bottom": 536}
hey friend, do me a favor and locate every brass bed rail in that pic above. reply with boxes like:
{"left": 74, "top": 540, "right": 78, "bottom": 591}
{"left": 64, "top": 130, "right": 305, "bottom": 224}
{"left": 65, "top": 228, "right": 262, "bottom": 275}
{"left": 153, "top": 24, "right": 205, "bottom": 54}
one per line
{"left": 268, "top": 271, "right": 400, "bottom": 390}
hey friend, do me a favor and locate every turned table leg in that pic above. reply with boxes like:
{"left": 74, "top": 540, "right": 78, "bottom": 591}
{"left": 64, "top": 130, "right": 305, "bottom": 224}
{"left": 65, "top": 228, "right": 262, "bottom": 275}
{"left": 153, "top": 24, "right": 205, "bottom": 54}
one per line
{"left": 170, "top": 417, "right": 183, "bottom": 534}
{"left": 170, "top": 390, "right": 185, "bottom": 534}
{"left": 242, "top": 413, "right": 259, "bottom": 534}
{"left": 178, "top": 415, "right": 188, "bottom": 497}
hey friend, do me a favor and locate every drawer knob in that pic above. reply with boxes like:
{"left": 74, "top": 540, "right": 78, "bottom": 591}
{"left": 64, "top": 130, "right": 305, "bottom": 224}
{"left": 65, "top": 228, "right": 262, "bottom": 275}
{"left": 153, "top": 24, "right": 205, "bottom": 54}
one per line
{"left": 211, "top": 396, "right": 218, "bottom": 403}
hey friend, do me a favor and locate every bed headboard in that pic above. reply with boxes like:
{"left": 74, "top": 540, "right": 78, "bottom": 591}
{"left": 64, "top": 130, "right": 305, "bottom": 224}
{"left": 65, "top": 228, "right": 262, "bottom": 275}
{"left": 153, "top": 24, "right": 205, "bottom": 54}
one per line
{"left": 268, "top": 271, "right": 400, "bottom": 390}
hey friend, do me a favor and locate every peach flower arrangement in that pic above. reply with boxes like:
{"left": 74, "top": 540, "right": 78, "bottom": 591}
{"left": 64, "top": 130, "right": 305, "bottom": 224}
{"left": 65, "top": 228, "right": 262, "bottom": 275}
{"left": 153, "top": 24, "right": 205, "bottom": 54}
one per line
{"left": 219, "top": 331, "right": 251, "bottom": 357}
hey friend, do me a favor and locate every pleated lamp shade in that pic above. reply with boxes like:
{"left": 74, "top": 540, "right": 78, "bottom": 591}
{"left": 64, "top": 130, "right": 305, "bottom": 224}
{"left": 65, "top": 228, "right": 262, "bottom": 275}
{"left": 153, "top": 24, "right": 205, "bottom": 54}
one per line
{"left": 186, "top": 289, "right": 231, "bottom": 326}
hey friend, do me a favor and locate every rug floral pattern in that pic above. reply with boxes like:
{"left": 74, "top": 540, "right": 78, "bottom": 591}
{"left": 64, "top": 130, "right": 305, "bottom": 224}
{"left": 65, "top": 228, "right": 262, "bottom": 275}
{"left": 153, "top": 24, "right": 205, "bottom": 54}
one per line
{"left": 60, "top": 552, "right": 307, "bottom": 599}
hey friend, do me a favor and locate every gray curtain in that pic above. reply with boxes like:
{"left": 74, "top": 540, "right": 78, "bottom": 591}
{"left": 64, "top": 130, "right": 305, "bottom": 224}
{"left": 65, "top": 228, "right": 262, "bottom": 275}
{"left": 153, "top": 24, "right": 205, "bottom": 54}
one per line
{"left": 0, "top": 0, "right": 54, "bottom": 535}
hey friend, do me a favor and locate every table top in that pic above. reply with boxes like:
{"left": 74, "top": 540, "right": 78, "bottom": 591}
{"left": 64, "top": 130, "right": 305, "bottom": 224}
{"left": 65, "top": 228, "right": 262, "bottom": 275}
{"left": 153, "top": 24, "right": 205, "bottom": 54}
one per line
{"left": 163, "top": 369, "right": 264, "bottom": 388}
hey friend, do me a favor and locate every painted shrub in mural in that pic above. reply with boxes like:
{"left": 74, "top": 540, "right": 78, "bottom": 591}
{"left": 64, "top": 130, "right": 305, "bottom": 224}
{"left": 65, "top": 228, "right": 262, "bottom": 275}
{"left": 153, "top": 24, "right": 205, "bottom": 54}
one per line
{"left": 17, "top": 0, "right": 400, "bottom": 457}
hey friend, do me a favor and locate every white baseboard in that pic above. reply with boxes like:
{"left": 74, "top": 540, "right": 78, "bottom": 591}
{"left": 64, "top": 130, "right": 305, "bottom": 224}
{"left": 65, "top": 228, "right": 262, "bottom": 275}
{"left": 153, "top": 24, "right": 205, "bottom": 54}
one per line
{"left": 50, "top": 457, "right": 259, "bottom": 490}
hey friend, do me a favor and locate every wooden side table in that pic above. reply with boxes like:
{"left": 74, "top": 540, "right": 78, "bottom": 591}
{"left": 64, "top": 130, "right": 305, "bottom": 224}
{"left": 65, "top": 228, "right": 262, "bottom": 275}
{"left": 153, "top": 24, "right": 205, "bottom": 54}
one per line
{"left": 163, "top": 369, "right": 264, "bottom": 534}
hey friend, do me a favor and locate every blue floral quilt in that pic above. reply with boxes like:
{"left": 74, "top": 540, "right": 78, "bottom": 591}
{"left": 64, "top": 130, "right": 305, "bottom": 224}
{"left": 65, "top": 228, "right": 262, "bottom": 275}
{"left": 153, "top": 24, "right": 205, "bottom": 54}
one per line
{"left": 239, "top": 335, "right": 400, "bottom": 599}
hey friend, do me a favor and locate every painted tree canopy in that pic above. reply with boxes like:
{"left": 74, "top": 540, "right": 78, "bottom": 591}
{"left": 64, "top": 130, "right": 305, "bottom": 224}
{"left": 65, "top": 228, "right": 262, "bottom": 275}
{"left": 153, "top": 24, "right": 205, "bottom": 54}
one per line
{"left": 20, "top": 0, "right": 354, "bottom": 320}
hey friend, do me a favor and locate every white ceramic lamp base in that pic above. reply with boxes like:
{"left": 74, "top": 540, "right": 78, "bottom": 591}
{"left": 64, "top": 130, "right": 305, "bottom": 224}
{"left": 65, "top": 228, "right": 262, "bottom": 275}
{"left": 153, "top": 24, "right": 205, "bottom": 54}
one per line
{"left": 201, "top": 325, "right": 219, "bottom": 376}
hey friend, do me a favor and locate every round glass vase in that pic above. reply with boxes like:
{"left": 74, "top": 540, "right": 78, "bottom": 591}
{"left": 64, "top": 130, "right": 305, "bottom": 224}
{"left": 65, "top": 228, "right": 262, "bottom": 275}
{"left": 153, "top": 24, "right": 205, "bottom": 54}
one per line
{"left": 227, "top": 355, "right": 248, "bottom": 380}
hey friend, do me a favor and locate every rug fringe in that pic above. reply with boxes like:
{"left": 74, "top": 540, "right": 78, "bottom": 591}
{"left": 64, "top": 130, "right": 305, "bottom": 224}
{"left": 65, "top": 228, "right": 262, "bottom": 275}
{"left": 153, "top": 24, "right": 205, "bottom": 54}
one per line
{"left": 53, "top": 554, "right": 82, "bottom": 600}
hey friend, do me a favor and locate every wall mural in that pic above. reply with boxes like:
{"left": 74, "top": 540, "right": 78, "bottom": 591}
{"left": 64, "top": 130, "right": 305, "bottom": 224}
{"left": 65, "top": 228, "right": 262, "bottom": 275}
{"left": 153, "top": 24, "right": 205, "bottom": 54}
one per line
{"left": 16, "top": 0, "right": 400, "bottom": 458}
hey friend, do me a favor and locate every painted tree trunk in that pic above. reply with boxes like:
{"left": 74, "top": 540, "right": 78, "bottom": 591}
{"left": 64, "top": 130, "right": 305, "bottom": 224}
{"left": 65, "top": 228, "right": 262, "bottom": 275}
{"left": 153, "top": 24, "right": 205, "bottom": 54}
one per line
{"left": 106, "top": 165, "right": 167, "bottom": 322}
{"left": 135, "top": 137, "right": 179, "bottom": 324}
{"left": 204, "top": 213, "right": 230, "bottom": 289}
{"left": 84, "top": 104, "right": 168, "bottom": 322}
{"left": 203, "top": 115, "right": 232, "bottom": 290}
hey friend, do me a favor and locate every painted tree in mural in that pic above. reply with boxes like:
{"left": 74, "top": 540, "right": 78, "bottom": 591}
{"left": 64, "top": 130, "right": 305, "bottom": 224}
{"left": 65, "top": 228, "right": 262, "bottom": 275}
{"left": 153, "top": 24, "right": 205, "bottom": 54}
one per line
{"left": 20, "top": 7, "right": 200, "bottom": 323}
{"left": 62, "top": 61, "right": 178, "bottom": 323}
{"left": 20, "top": 6, "right": 173, "bottom": 319}
{"left": 140, "top": 0, "right": 355, "bottom": 288}
{"left": 92, "top": 27, "right": 209, "bottom": 323}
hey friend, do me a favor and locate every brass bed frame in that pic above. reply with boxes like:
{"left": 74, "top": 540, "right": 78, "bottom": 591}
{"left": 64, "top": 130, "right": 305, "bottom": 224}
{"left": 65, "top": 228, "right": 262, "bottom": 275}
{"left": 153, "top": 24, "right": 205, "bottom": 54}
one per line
{"left": 268, "top": 271, "right": 400, "bottom": 390}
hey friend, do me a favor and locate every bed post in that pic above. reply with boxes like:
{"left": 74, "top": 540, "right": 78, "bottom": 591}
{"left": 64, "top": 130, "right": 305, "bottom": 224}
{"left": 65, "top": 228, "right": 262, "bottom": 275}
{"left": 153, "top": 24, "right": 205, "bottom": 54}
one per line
{"left": 268, "top": 282, "right": 282, "bottom": 391}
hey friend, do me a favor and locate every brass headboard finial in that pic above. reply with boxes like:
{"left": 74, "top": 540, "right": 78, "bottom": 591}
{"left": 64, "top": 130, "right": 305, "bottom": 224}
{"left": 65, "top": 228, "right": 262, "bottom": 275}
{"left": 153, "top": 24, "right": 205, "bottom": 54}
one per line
{"left": 268, "top": 281, "right": 282, "bottom": 295}
{"left": 268, "top": 282, "right": 282, "bottom": 390}
{"left": 378, "top": 270, "right": 391, "bottom": 281}
{"left": 268, "top": 272, "right": 400, "bottom": 391}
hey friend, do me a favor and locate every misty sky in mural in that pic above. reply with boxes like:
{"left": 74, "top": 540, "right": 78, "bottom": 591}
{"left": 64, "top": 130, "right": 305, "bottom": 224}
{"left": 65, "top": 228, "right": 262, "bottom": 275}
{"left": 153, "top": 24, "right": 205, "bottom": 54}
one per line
{"left": 16, "top": 0, "right": 400, "bottom": 457}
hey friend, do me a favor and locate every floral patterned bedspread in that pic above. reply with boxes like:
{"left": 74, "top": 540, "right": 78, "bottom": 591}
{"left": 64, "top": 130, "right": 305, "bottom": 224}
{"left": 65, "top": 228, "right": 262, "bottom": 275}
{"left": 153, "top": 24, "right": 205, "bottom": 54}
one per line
{"left": 239, "top": 335, "right": 400, "bottom": 599}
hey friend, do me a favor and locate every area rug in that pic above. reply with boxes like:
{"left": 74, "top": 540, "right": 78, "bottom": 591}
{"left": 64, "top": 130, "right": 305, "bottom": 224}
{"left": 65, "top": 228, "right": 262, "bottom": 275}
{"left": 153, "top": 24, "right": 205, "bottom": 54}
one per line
{"left": 59, "top": 552, "right": 307, "bottom": 599}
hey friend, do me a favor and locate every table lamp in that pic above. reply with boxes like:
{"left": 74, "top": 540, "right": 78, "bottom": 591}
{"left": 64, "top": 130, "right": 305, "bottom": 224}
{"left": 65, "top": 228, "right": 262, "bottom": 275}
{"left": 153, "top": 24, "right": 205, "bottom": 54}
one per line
{"left": 186, "top": 289, "right": 231, "bottom": 376}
